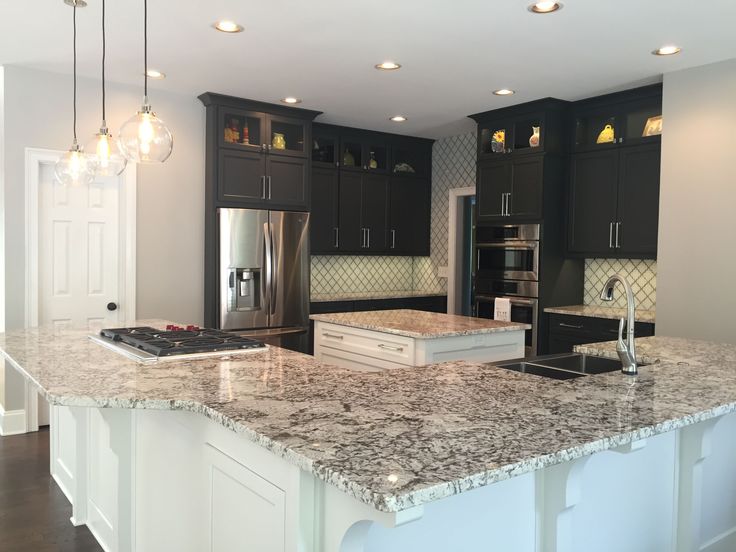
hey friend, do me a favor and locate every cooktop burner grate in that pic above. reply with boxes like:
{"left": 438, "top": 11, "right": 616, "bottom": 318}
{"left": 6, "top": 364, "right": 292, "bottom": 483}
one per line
{"left": 99, "top": 326, "right": 266, "bottom": 357}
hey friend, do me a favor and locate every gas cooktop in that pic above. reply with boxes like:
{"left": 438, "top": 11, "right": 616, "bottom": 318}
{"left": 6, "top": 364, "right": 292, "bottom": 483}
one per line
{"left": 93, "top": 325, "right": 266, "bottom": 363}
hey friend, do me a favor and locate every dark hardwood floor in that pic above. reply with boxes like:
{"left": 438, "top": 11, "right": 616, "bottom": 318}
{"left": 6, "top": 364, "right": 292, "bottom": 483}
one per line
{"left": 0, "top": 428, "right": 102, "bottom": 552}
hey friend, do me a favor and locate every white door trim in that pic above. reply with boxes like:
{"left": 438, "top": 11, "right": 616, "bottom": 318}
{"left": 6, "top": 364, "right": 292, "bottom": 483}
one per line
{"left": 24, "top": 147, "right": 137, "bottom": 328}
{"left": 447, "top": 186, "right": 476, "bottom": 315}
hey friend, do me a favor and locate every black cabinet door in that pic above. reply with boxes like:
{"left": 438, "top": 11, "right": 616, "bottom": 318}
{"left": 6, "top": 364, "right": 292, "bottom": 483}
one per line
{"left": 616, "top": 144, "right": 660, "bottom": 257}
{"left": 362, "top": 173, "right": 389, "bottom": 252}
{"left": 508, "top": 156, "right": 544, "bottom": 220}
{"left": 477, "top": 160, "right": 511, "bottom": 222}
{"left": 310, "top": 167, "right": 339, "bottom": 253}
{"left": 388, "top": 177, "right": 430, "bottom": 255}
{"left": 338, "top": 171, "right": 363, "bottom": 252}
{"left": 266, "top": 156, "right": 308, "bottom": 209}
{"left": 218, "top": 149, "right": 266, "bottom": 204}
{"left": 568, "top": 150, "right": 619, "bottom": 254}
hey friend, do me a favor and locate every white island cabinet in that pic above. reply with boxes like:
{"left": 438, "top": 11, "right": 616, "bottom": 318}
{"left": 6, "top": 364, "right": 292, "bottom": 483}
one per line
{"left": 3, "top": 323, "right": 736, "bottom": 552}
{"left": 311, "top": 309, "right": 529, "bottom": 371}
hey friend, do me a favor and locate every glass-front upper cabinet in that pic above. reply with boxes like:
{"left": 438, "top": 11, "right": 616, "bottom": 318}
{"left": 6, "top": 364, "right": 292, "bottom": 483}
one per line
{"left": 574, "top": 108, "right": 620, "bottom": 151}
{"left": 340, "top": 136, "right": 364, "bottom": 171}
{"left": 366, "top": 140, "right": 389, "bottom": 173}
{"left": 478, "top": 114, "right": 545, "bottom": 158}
{"left": 312, "top": 129, "right": 339, "bottom": 168}
{"left": 220, "top": 109, "right": 265, "bottom": 151}
{"left": 267, "top": 115, "right": 307, "bottom": 157}
{"left": 392, "top": 139, "right": 431, "bottom": 178}
{"left": 623, "top": 98, "right": 662, "bottom": 146}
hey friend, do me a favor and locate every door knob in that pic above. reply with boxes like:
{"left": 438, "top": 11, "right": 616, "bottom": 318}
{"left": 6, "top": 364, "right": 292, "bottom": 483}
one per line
{"left": 107, "top": 302, "right": 118, "bottom": 312}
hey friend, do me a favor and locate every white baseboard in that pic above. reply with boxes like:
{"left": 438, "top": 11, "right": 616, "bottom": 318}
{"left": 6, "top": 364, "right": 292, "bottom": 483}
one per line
{"left": 0, "top": 406, "right": 27, "bottom": 436}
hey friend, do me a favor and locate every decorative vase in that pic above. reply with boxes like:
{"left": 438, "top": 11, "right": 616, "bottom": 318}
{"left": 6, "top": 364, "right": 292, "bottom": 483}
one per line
{"left": 491, "top": 129, "right": 505, "bottom": 153}
{"left": 368, "top": 151, "right": 378, "bottom": 169}
{"left": 529, "top": 126, "right": 540, "bottom": 148}
{"left": 596, "top": 124, "right": 615, "bottom": 144}
{"left": 343, "top": 149, "right": 355, "bottom": 166}
{"left": 272, "top": 133, "right": 286, "bottom": 150}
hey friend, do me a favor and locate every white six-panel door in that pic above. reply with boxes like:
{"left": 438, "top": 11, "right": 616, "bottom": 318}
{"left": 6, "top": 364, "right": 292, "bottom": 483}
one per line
{"left": 38, "top": 161, "right": 122, "bottom": 331}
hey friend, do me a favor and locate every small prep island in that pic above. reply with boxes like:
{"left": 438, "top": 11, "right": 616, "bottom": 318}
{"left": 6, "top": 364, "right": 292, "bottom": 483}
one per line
{"left": 3, "top": 321, "right": 736, "bottom": 552}
{"left": 310, "top": 309, "right": 529, "bottom": 371}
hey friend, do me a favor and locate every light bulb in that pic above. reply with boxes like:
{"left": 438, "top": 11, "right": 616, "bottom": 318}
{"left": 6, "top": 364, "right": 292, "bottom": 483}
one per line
{"left": 87, "top": 126, "right": 128, "bottom": 176}
{"left": 55, "top": 143, "right": 97, "bottom": 186}
{"left": 118, "top": 101, "right": 173, "bottom": 163}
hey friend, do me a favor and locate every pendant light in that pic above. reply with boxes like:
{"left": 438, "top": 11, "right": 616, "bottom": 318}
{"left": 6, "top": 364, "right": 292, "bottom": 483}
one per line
{"left": 55, "top": 0, "right": 98, "bottom": 186}
{"left": 87, "top": 0, "right": 127, "bottom": 176}
{"left": 118, "top": 0, "right": 173, "bottom": 163}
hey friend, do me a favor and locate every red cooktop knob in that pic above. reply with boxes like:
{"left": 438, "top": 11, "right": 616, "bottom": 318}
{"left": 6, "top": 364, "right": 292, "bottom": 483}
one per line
{"left": 186, "top": 325, "right": 199, "bottom": 331}
{"left": 166, "top": 324, "right": 175, "bottom": 331}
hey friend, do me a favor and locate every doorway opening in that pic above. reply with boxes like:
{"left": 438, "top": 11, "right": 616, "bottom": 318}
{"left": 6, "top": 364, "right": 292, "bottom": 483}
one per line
{"left": 447, "top": 186, "right": 476, "bottom": 315}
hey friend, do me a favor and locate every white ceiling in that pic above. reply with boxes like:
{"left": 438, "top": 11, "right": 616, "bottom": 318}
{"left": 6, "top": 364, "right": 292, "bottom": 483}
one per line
{"left": 2, "top": 0, "right": 735, "bottom": 137}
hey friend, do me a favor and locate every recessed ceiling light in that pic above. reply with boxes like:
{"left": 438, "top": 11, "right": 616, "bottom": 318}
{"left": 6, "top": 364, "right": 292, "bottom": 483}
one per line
{"left": 281, "top": 97, "right": 302, "bottom": 105}
{"left": 493, "top": 89, "right": 515, "bottom": 96}
{"left": 652, "top": 45, "right": 681, "bottom": 56}
{"left": 145, "top": 69, "right": 165, "bottom": 79}
{"left": 375, "top": 61, "right": 402, "bottom": 71}
{"left": 213, "top": 20, "right": 243, "bottom": 33}
{"left": 529, "top": 1, "right": 562, "bottom": 13}
{"left": 389, "top": 115, "right": 407, "bottom": 122}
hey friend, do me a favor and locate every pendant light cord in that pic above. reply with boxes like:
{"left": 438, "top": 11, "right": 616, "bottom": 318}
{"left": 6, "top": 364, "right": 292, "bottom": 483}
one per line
{"left": 143, "top": 0, "right": 148, "bottom": 98}
{"left": 101, "top": 0, "right": 106, "bottom": 124}
{"left": 72, "top": 1, "right": 78, "bottom": 143}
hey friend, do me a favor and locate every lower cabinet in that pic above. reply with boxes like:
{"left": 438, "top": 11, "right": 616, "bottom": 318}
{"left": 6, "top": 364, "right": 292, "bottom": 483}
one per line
{"left": 547, "top": 313, "right": 655, "bottom": 354}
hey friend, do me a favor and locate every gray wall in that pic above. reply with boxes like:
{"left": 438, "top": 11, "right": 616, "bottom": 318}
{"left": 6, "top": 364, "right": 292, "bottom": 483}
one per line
{"left": 1, "top": 66, "right": 205, "bottom": 411}
{"left": 657, "top": 59, "right": 736, "bottom": 343}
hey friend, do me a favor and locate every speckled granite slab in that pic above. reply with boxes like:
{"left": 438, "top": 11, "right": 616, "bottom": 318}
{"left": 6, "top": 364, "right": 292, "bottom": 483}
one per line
{"left": 544, "top": 304, "right": 656, "bottom": 324}
{"left": 311, "top": 291, "right": 446, "bottom": 303}
{"left": 3, "top": 321, "right": 736, "bottom": 514}
{"left": 310, "top": 309, "right": 530, "bottom": 338}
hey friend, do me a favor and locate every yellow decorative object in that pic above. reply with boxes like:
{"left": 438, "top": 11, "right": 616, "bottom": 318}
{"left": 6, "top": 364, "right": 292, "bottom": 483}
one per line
{"left": 596, "top": 124, "right": 615, "bottom": 144}
{"left": 272, "top": 132, "right": 286, "bottom": 150}
{"left": 642, "top": 116, "right": 663, "bottom": 137}
{"left": 491, "top": 129, "right": 506, "bottom": 153}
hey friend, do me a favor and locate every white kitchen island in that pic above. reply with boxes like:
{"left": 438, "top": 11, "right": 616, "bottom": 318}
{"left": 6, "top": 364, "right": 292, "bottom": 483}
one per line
{"left": 311, "top": 309, "right": 529, "bottom": 371}
{"left": 3, "top": 322, "right": 736, "bottom": 552}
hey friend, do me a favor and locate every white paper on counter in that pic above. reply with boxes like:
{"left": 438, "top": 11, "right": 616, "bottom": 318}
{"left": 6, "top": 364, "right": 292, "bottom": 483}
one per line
{"left": 494, "top": 297, "right": 511, "bottom": 322}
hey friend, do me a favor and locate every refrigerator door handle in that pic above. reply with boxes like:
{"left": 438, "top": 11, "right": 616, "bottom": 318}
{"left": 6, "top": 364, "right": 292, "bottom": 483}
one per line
{"left": 263, "top": 222, "right": 273, "bottom": 316}
{"left": 269, "top": 222, "right": 278, "bottom": 315}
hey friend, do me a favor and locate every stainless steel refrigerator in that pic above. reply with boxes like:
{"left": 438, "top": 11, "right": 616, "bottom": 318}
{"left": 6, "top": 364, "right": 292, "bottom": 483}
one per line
{"left": 218, "top": 208, "right": 309, "bottom": 349}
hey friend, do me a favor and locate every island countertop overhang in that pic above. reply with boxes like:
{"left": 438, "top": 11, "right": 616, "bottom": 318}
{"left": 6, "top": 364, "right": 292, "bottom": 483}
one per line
{"left": 2, "top": 321, "right": 736, "bottom": 514}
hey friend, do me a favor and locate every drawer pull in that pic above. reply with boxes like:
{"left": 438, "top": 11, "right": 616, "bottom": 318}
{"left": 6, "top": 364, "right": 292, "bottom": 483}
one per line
{"left": 378, "top": 344, "right": 404, "bottom": 352}
{"left": 558, "top": 323, "right": 584, "bottom": 330}
{"left": 322, "top": 333, "right": 344, "bottom": 340}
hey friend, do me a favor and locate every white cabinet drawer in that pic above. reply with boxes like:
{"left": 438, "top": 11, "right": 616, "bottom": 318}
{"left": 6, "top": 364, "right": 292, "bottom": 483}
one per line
{"left": 315, "top": 322, "right": 416, "bottom": 366}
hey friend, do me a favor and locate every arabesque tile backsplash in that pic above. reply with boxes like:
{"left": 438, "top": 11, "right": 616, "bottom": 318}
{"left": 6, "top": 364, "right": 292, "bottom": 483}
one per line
{"left": 583, "top": 259, "right": 657, "bottom": 310}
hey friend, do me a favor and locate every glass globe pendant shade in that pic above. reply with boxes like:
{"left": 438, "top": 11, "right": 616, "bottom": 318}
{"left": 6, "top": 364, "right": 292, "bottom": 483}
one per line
{"left": 118, "top": 101, "right": 173, "bottom": 163}
{"left": 55, "top": 142, "right": 98, "bottom": 186}
{"left": 88, "top": 126, "right": 127, "bottom": 176}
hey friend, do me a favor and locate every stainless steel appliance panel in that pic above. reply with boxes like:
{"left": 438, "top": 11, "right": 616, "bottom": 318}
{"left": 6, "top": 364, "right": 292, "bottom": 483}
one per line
{"left": 219, "top": 208, "right": 269, "bottom": 330}
{"left": 269, "top": 210, "right": 310, "bottom": 329}
{"left": 476, "top": 241, "right": 540, "bottom": 281}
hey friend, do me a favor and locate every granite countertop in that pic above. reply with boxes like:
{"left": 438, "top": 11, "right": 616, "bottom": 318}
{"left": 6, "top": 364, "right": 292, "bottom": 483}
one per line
{"left": 310, "top": 309, "right": 530, "bottom": 338}
{"left": 544, "top": 304, "right": 656, "bottom": 324}
{"left": 310, "top": 290, "right": 446, "bottom": 303}
{"left": 3, "top": 320, "right": 736, "bottom": 514}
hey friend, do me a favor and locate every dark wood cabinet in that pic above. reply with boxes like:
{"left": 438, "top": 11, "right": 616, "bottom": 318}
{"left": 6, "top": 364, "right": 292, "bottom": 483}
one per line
{"left": 547, "top": 313, "right": 655, "bottom": 354}
{"left": 266, "top": 156, "right": 308, "bottom": 207}
{"left": 218, "top": 150, "right": 266, "bottom": 204}
{"left": 310, "top": 167, "right": 339, "bottom": 252}
{"left": 388, "top": 177, "right": 430, "bottom": 255}
{"left": 477, "top": 155, "right": 545, "bottom": 223}
{"left": 568, "top": 143, "right": 660, "bottom": 258}
{"left": 311, "top": 123, "right": 433, "bottom": 256}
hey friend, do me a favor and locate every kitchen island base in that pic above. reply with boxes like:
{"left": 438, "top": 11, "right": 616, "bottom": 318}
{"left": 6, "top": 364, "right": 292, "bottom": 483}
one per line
{"left": 50, "top": 404, "right": 736, "bottom": 552}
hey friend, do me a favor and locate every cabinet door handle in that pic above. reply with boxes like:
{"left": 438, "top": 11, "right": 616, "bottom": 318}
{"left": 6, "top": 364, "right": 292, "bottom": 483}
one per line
{"left": 609, "top": 222, "right": 614, "bottom": 249}
{"left": 267, "top": 176, "right": 272, "bottom": 199}
{"left": 500, "top": 193, "right": 505, "bottom": 216}
{"left": 559, "top": 322, "right": 585, "bottom": 329}
{"left": 261, "top": 176, "right": 267, "bottom": 199}
{"left": 506, "top": 193, "right": 512, "bottom": 216}
{"left": 334, "top": 227, "right": 339, "bottom": 248}
{"left": 391, "top": 229, "right": 396, "bottom": 249}
{"left": 615, "top": 222, "right": 621, "bottom": 248}
{"left": 322, "top": 333, "right": 344, "bottom": 340}
{"left": 367, "top": 228, "right": 371, "bottom": 248}
{"left": 378, "top": 343, "right": 404, "bottom": 352}
{"left": 360, "top": 228, "right": 365, "bottom": 248}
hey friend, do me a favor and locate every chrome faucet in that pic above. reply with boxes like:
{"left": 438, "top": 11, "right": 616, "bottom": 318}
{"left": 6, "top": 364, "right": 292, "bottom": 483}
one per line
{"left": 599, "top": 273, "right": 637, "bottom": 375}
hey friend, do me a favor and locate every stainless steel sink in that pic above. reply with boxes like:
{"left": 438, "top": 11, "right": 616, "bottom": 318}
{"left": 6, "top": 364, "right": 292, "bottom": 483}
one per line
{"left": 495, "top": 353, "right": 626, "bottom": 380}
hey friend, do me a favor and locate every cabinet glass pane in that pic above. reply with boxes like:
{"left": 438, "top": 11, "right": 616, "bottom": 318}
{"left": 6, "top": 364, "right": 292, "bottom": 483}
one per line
{"left": 513, "top": 118, "right": 543, "bottom": 152}
{"left": 392, "top": 147, "right": 421, "bottom": 175}
{"left": 312, "top": 135, "right": 337, "bottom": 164}
{"left": 575, "top": 114, "right": 619, "bottom": 148}
{"left": 480, "top": 126, "right": 508, "bottom": 155}
{"left": 223, "top": 113, "right": 262, "bottom": 147}
{"left": 626, "top": 108, "right": 662, "bottom": 141}
{"left": 270, "top": 120, "right": 304, "bottom": 153}
{"left": 366, "top": 145, "right": 388, "bottom": 171}
{"left": 341, "top": 142, "right": 362, "bottom": 168}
